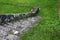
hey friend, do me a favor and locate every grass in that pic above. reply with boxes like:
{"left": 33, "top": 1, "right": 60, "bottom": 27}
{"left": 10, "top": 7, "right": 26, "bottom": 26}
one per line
{"left": 0, "top": 0, "right": 59, "bottom": 40}
{"left": 0, "top": 3, "right": 32, "bottom": 14}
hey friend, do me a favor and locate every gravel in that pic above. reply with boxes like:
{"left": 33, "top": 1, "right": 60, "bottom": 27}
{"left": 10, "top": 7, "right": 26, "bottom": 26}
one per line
{"left": 0, "top": 16, "right": 41, "bottom": 40}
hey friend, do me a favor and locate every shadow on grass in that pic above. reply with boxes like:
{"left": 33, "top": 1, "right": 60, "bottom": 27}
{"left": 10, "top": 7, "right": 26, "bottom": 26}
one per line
{"left": 51, "top": 28, "right": 60, "bottom": 40}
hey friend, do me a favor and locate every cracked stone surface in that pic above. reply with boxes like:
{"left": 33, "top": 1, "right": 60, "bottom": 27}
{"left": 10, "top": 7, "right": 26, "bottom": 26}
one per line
{"left": 0, "top": 16, "right": 41, "bottom": 40}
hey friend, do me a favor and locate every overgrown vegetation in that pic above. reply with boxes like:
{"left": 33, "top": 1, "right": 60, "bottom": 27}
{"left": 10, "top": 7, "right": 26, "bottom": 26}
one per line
{"left": 0, "top": 0, "right": 59, "bottom": 40}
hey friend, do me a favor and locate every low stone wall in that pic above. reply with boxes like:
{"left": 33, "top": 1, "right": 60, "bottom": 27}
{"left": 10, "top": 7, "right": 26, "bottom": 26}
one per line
{"left": 0, "top": 7, "right": 39, "bottom": 23}
{"left": 0, "top": 16, "right": 41, "bottom": 40}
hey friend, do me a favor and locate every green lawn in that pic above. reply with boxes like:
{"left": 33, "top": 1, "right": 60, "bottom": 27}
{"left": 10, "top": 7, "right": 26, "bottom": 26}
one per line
{"left": 0, "top": 0, "right": 59, "bottom": 40}
{"left": 0, "top": 3, "right": 32, "bottom": 14}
